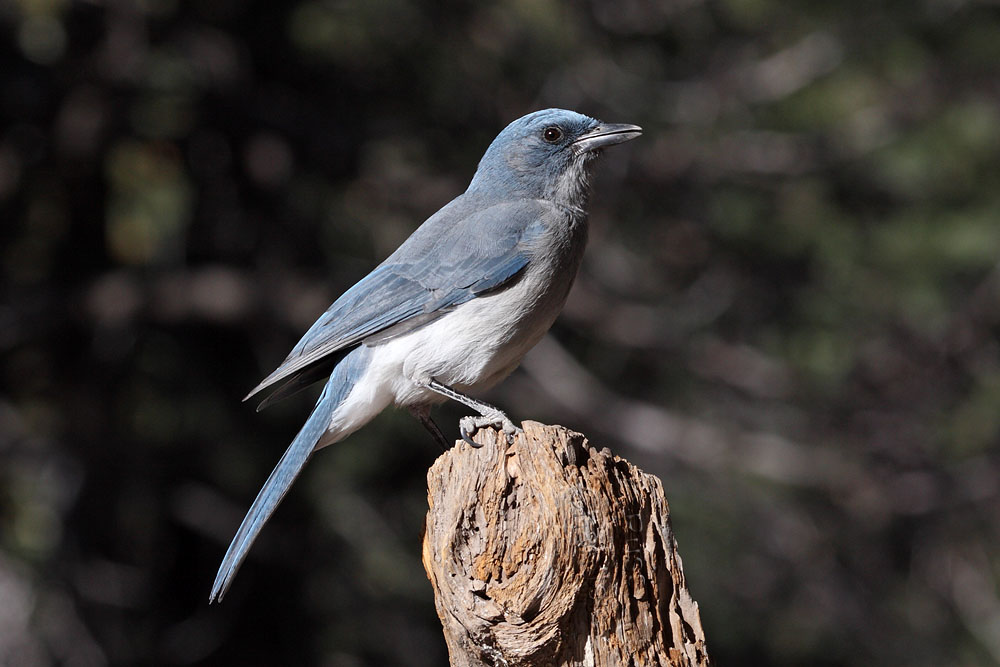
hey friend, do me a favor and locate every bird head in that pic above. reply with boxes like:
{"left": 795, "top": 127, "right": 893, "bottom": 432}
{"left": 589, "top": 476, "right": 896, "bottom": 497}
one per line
{"left": 467, "top": 109, "right": 642, "bottom": 209}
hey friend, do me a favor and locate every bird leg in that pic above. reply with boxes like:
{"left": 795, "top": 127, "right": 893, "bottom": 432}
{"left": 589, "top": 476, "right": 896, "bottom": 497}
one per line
{"left": 408, "top": 405, "right": 451, "bottom": 452}
{"left": 421, "top": 378, "right": 522, "bottom": 447}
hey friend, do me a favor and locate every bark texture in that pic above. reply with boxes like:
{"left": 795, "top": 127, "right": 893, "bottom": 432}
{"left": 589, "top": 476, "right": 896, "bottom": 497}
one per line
{"left": 422, "top": 421, "right": 710, "bottom": 667}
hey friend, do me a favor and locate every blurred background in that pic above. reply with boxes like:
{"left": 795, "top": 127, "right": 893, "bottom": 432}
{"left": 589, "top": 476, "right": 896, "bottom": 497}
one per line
{"left": 2, "top": 0, "right": 1000, "bottom": 664}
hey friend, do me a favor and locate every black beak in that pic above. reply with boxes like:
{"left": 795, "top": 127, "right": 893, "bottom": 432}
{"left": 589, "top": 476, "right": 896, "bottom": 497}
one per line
{"left": 572, "top": 122, "right": 643, "bottom": 153}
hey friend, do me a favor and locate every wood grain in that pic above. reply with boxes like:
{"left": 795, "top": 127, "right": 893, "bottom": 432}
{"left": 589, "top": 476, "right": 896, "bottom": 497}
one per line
{"left": 423, "top": 421, "right": 711, "bottom": 666}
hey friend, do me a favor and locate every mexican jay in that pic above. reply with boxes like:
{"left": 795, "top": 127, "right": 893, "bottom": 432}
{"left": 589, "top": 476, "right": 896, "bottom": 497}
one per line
{"left": 210, "top": 108, "right": 641, "bottom": 601}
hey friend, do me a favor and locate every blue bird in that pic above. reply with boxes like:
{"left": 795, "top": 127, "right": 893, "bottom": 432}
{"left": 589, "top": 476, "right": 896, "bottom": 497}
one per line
{"left": 210, "top": 108, "right": 641, "bottom": 601}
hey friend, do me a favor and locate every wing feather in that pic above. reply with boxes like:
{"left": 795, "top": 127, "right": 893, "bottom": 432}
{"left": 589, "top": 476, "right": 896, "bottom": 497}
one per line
{"left": 245, "top": 198, "right": 551, "bottom": 405}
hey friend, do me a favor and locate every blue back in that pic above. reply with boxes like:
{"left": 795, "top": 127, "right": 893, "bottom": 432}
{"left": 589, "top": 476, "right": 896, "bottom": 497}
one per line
{"left": 246, "top": 109, "right": 600, "bottom": 404}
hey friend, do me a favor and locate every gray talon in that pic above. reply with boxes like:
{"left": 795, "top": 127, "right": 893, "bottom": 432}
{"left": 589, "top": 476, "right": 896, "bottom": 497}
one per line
{"left": 458, "top": 412, "right": 520, "bottom": 446}
{"left": 459, "top": 417, "right": 484, "bottom": 448}
{"left": 419, "top": 378, "right": 521, "bottom": 448}
{"left": 499, "top": 418, "right": 521, "bottom": 444}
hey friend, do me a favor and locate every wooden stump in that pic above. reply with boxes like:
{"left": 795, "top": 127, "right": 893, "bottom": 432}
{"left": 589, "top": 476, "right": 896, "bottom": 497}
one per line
{"left": 422, "top": 421, "right": 711, "bottom": 666}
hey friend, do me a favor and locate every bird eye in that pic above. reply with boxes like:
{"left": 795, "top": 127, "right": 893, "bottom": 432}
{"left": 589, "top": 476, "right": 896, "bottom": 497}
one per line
{"left": 542, "top": 126, "right": 563, "bottom": 143}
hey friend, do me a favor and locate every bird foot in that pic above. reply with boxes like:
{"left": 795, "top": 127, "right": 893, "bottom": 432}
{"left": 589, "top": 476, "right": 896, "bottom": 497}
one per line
{"left": 459, "top": 411, "right": 522, "bottom": 447}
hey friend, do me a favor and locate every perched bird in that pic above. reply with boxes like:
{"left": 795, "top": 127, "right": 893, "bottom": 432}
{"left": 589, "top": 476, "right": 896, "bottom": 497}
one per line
{"left": 210, "top": 108, "right": 641, "bottom": 601}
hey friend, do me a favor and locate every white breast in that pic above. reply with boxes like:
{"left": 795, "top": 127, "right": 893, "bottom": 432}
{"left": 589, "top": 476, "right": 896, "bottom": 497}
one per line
{"left": 384, "top": 259, "right": 575, "bottom": 404}
{"left": 321, "top": 207, "right": 588, "bottom": 445}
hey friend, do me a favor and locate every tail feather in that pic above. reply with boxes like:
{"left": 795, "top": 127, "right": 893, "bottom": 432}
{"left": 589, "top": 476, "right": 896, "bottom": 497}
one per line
{"left": 209, "top": 385, "right": 333, "bottom": 602}
{"left": 210, "top": 346, "right": 372, "bottom": 602}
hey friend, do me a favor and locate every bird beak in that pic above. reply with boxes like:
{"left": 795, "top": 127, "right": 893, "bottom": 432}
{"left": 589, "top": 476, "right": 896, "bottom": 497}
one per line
{"left": 572, "top": 122, "right": 643, "bottom": 153}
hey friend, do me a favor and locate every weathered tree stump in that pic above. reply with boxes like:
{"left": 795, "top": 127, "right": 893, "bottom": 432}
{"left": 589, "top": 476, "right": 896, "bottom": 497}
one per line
{"left": 422, "top": 421, "right": 710, "bottom": 666}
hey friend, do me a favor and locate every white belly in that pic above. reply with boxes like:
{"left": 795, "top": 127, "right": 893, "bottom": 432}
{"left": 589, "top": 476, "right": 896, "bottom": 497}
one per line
{"left": 319, "top": 207, "right": 589, "bottom": 447}
{"left": 318, "top": 264, "right": 575, "bottom": 447}
{"left": 378, "top": 266, "right": 569, "bottom": 405}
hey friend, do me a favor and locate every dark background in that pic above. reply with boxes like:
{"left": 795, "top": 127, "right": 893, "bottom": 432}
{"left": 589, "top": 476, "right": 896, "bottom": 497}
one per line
{"left": 3, "top": 1, "right": 1000, "bottom": 665}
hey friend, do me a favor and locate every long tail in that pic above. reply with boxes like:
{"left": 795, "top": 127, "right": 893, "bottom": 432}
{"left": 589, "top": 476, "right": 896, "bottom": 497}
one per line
{"left": 210, "top": 346, "right": 371, "bottom": 602}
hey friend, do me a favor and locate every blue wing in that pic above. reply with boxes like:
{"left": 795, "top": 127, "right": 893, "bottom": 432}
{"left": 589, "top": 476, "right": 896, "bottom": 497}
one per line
{"left": 246, "top": 197, "right": 552, "bottom": 406}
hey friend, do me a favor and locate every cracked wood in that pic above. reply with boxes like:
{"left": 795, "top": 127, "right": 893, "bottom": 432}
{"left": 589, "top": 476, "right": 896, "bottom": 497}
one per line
{"left": 423, "top": 421, "right": 711, "bottom": 666}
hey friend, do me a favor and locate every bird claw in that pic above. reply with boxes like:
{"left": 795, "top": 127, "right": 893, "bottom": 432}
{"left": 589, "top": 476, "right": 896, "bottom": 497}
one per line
{"left": 459, "top": 411, "right": 522, "bottom": 447}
